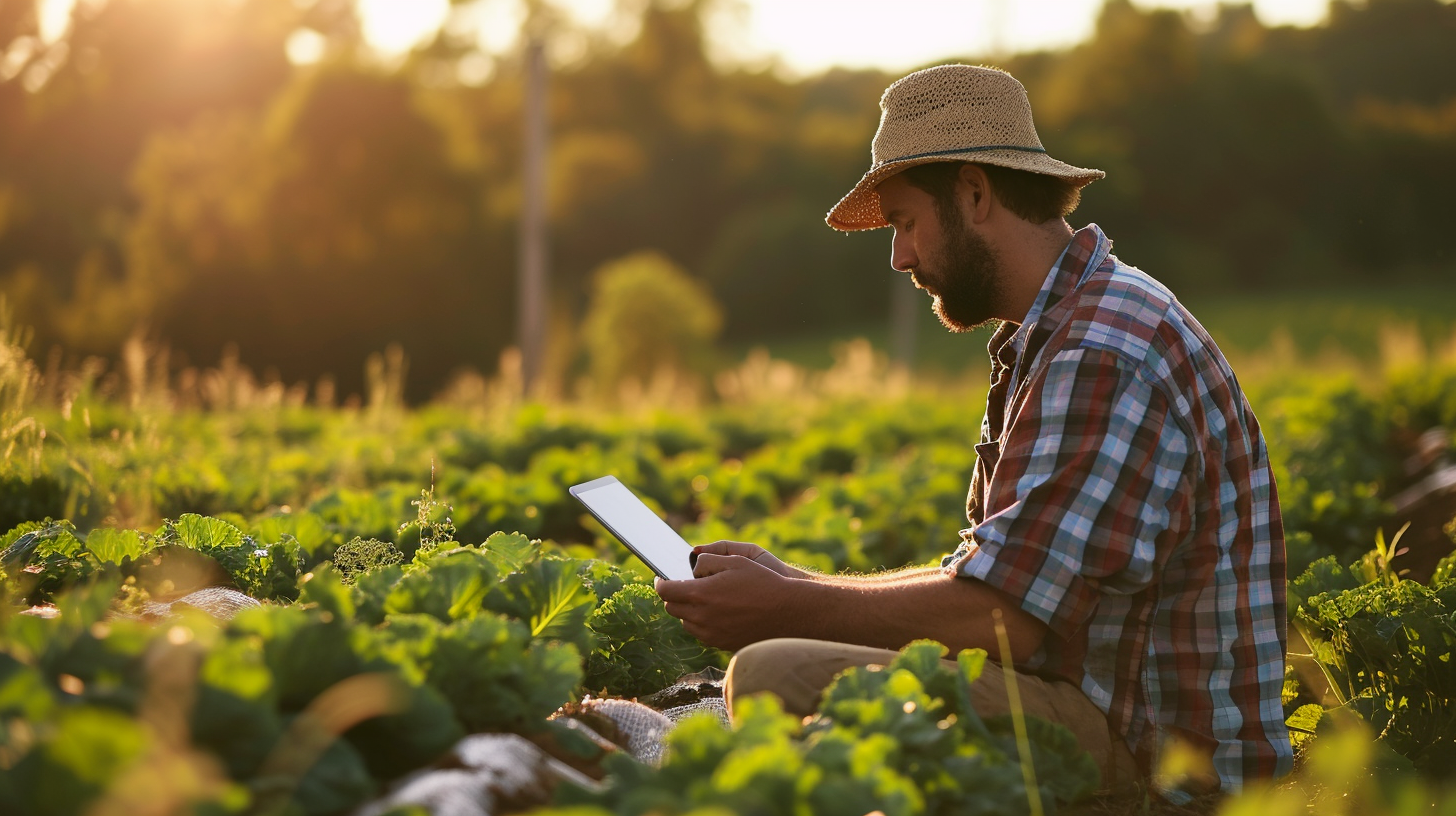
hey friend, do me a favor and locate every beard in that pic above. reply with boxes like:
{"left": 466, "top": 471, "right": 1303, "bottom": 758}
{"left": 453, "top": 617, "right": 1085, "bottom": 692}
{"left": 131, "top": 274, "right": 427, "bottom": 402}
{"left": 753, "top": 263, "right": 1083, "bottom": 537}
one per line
{"left": 912, "top": 211, "right": 1006, "bottom": 333}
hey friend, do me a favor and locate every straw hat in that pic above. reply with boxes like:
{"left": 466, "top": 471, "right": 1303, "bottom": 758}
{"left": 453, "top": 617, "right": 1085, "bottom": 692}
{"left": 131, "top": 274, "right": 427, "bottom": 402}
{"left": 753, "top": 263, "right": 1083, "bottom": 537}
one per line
{"left": 826, "top": 64, "right": 1104, "bottom": 231}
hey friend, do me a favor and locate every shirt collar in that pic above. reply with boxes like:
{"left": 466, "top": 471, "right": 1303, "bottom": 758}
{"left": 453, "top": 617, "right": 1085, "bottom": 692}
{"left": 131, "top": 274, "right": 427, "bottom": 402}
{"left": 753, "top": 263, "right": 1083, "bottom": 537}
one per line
{"left": 987, "top": 223, "right": 1113, "bottom": 368}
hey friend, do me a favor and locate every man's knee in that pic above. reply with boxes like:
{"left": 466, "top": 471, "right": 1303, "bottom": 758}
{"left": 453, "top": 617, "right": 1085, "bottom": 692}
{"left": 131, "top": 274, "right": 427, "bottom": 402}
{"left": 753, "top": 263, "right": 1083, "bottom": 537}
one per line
{"left": 725, "top": 639, "right": 810, "bottom": 716}
{"left": 726, "top": 638, "right": 902, "bottom": 719}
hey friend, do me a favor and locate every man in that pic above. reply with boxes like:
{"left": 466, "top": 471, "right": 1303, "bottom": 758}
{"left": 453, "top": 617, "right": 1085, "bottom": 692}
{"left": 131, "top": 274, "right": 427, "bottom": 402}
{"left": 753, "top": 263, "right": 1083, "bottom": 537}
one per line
{"left": 655, "top": 64, "right": 1292, "bottom": 799}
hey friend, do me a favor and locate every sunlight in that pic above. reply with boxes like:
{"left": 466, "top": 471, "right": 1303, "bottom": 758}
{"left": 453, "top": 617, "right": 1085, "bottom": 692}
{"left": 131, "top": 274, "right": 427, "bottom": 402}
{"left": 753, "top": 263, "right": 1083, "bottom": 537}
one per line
{"left": 357, "top": 0, "right": 451, "bottom": 55}
{"left": 347, "top": 0, "right": 1335, "bottom": 71}
{"left": 33, "top": 0, "right": 1334, "bottom": 64}
{"left": 39, "top": 0, "right": 77, "bottom": 42}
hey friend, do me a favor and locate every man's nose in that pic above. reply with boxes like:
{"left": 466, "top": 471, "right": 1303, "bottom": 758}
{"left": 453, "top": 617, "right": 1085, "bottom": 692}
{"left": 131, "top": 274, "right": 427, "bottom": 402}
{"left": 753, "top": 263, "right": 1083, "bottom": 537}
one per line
{"left": 890, "top": 234, "right": 917, "bottom": 274}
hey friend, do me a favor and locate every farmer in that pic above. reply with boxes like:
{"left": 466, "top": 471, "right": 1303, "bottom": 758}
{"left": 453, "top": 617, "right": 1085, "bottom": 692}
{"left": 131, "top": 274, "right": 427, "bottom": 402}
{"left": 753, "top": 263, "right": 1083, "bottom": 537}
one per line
{"left": 655, "top": 64, "right": 1292, "bottom": 800}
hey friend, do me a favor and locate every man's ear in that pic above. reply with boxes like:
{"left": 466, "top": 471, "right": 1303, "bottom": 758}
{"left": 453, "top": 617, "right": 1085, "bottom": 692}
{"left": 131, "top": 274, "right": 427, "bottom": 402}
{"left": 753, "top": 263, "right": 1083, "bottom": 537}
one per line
{"left": 957, "top": 163, "right": 994, "bottom": 224}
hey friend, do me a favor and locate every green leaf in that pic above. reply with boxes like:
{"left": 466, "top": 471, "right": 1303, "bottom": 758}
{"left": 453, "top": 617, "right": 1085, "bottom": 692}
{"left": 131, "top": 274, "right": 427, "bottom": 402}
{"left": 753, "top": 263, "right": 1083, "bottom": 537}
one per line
{"left": 579, "top": 560, "right": 636, "bottom": 603}
{"left": 584, "top": 583, "right": 707, "bottom": 697}
{"left": 252, "top": 512, "right": 334, "bottom": 557}
{"left": 83, "top": 528, "right": 147, "bottom": 564}
{"left": 345, "top": 680, "right": 463, "bottom": 781}
{"left": 351, "top": 564, "right": 405, "bottom": 626}
{"left": 189, "top": 684, "right": 285, "bottom": 780}
{"left": 230, "top": 606, "right": 366, "bottom": 712}
{"left": 484, "top": 556, "right": 596, "bottom": 650}
{"left": 16, "top": 707, "right": 151, "bottom": 814}
{"left": 421, "top": 614, "right": 581, "bottom": 732}
{"left": 1287, "top": 703, "right": 1325, "bottom": 752}
{"left": 170, "top": 514, "right": 245, "bottom": 551}
{"left": 384, "top": 548, "right": 497, "bottom": 622}
{"left": 480, "top": 530, "right": 541, "bottom": 573}
{"left": 0, "top": 656, "right": 57, "bottom": 722}
{"left": 889, "top": 639, "right": 950, "bottom": 685}
{"left": 299, "top": 563, "right": 356, "bottom": 622}
{"left": 284, "top": 733, "right": 377, "bottom": 815}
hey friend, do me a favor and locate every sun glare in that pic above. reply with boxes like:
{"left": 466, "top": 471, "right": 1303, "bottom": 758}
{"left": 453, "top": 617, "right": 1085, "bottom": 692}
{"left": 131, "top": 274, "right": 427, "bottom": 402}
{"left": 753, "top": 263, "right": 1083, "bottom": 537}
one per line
{"left": 40, "top": 0, "right": 77, "bottom": 42}
{"left": 357, "top": 0, "right": 451, "bottom": 55}
{"left": 34, "top": 0, "right": 1334, "bottom": 68}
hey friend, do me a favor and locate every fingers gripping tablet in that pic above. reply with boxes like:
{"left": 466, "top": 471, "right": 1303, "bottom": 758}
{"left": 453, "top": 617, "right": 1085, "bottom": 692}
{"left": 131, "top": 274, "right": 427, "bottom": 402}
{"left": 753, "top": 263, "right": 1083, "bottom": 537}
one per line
{"left": 569, "top": 476, "right": 696, "bottom": 581}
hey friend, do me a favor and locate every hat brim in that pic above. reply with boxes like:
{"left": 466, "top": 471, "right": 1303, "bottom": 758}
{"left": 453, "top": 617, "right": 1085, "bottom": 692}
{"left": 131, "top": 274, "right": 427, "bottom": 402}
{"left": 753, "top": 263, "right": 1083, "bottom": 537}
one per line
{"left": 825, "top": 150, "right": 1105, "bottom": 232}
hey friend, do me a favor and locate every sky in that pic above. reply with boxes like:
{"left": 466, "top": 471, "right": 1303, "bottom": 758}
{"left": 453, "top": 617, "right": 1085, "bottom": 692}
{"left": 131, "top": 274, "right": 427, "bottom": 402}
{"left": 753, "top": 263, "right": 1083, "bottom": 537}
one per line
{"left": 40, "top": 0, "right": 1335, "bottom": 75}
{"left": 354, "top": 0, "right": 1333, "bottom": 75}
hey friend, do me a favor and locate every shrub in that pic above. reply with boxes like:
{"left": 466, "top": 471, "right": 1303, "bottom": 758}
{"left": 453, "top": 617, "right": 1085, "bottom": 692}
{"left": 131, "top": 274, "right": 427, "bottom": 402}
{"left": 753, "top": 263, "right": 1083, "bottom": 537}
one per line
{"left": 582, "top": 251, "right": 722, "bottom": 389}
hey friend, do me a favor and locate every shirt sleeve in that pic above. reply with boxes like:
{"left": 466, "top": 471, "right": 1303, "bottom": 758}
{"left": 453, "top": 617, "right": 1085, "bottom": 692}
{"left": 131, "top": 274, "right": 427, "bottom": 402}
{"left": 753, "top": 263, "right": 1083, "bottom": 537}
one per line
{"left": 949, "top": 347, "right": 1192, "bottom": 641}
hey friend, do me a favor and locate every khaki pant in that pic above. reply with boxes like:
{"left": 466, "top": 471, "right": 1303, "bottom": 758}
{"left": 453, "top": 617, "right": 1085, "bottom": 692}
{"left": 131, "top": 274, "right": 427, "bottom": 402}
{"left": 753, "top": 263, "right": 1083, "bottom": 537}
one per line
{"left": 725, "top": 638, "right": 1143, "bottom": 799}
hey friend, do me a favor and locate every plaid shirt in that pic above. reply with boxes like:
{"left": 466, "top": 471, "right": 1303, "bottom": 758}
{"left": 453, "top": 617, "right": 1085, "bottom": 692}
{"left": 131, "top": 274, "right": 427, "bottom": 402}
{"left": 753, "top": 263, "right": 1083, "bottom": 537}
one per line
{"left": 942, "top": 224, "right": 1292, "bottom": 794}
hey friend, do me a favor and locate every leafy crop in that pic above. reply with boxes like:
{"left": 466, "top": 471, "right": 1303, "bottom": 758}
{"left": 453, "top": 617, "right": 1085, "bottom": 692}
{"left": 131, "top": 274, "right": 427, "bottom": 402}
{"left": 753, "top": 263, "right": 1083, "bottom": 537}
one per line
{"left": 330, "top": 537, "right": 402, "bottom": 584}
{"left": 156, "top": 514, "right": 307, "bottom": 601}
{"left": 585, "top": 582, "right": 710, "bottom": 699}
{"left": 554, "top": 641, "right": 1099, "bottom": 816}
{"left": 0, "top": 516, "right": 715, "bottom": 815}
{"left": 1291, "top": 541, "right": 1456, "bottom": 774}
{"left": 0, "top": 350, "right": 1451, "bottom": 814}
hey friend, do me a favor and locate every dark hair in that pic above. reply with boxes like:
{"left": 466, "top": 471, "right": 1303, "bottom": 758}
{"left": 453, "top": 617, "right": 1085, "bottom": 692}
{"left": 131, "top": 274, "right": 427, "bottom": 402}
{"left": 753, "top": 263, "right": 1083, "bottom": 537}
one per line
{"left": 898, "top": 161, "right": 1082, "bottom": 224}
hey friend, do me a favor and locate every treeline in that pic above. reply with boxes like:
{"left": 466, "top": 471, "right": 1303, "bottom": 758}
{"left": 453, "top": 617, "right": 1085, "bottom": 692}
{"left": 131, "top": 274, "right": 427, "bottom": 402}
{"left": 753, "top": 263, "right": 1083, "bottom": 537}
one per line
{"left": 1, "top": 0, "right": 1453, "bottom": 398}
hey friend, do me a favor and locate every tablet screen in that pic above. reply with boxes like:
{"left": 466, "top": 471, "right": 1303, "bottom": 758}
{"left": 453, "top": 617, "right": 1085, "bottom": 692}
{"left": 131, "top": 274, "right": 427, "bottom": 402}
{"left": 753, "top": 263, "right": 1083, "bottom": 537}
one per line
{"left": 570, "top": 476, "right": 695, "bottom": 581}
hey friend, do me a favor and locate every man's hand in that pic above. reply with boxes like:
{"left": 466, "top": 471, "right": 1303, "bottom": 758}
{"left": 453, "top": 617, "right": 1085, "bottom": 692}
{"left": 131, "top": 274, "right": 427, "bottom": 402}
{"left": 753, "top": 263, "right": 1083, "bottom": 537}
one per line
{"left": 657, "top": 540, "right": 1049, "bottom": 662}
{"left": 655, "top": 552, "right": 806, "bottom": 651}
{"left": 690, "top": 540, "right": 809, "bottom": 579}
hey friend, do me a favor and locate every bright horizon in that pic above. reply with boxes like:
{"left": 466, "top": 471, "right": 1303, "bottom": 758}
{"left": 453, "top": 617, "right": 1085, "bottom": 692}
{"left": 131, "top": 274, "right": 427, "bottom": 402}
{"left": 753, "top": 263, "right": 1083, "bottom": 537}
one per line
{"left": 355, "top": 0, "right": 1332, "bottom": 74}
{"left": 38, "top": 0, "right": 1335, "bottom": 75}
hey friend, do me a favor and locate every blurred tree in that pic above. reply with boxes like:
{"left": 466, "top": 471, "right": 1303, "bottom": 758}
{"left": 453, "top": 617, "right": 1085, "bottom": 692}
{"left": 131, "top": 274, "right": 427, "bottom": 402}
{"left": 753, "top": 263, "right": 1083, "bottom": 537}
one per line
{"left": 582, "top": 250, "right": 721, "bottom": 389}
{"left": 0, "top": 0, "right": 1452, "bottom": 396}
{"left": 541, "top": 4, "right": 889, "bottom": 342}
{"left": 124, "top": 65, "right": 504, "bottom": 398}
{"left": 1015, "top": 0, "right": 1442, "bottom": 291}
{"left": 0, "top": 0, "right": 360, "bottom": 355}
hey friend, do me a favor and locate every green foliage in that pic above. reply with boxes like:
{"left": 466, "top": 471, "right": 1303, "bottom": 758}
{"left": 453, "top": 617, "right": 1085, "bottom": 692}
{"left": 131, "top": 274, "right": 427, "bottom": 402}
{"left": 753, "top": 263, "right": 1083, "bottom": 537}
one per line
{"left": 0, "top": 520, "right": 92, "bottom": 601}
{"left": 1288, "top": 555, "right": 1362, "bottom": 616}
{"left": 0, "top": 577, "right": 409, "bottom": 815}
{"left": 0, "top": 518, "right": 630, "bottom": 815}
{"left": 156, "top": 514, "right": 305, "bottom": 602}
{"left": 82, "top": 528, "right": 147, "bottom": 565}
{"left": 401, "top": 486, "right": 457, "bottom": 563}
{"left": 483, "top": 555, "right": 598, "bottom": 652}
{"left": 2, "top": 706, "right": 155, "bottom": 814}
{"left": 384, "top": 547, "right": 497, "bottom": 622}
{"left": 376, "top": 612, "right": 582, "bottom": 735}
{"left": 1285, "top": 703, "right": 1324, "bottom": 754}
{"left": 557, "top": 641, "right": 1099, "bottom": 816}
{"left": 1293, "top": 545, "right": 1456, "bottom": 774}
{"left": 583, "top": 251, "right": 723, "bottom": 389}
{"left": 1258, "top": 380, "right": 1399, "bottom": 574}
{"left": 329, "top": 537, "right": 402, "bottom": 585}
{"left": 584, "top": 583, "right": 708, "bottom": 698}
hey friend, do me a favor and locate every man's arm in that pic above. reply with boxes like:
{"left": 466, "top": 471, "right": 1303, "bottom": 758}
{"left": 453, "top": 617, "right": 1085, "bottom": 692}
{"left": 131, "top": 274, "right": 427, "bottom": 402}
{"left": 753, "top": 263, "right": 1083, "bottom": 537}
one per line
{"left": 656, "top": 552, "right": 1046, "bottom": 661}
{"left": 691, "top": 540, "right": 941, "bottom": 585}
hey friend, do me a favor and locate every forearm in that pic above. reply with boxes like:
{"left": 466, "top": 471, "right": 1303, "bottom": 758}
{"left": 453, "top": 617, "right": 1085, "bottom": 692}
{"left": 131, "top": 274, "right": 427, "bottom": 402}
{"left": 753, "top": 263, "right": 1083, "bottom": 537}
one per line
{"left": 778, "top": 570, "right": 1045, "bottom": 663}
{"left": 794, "top": 565, "right": 945, "bottom": 586}
{"left": 662, "top": 547, "right": 1045, "bottom": 658}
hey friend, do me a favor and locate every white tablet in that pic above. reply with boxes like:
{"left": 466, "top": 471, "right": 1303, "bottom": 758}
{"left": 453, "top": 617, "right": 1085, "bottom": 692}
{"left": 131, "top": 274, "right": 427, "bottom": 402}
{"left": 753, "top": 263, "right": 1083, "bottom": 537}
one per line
{"left": 569, "top": 475, "right": 697, "bottom": 581}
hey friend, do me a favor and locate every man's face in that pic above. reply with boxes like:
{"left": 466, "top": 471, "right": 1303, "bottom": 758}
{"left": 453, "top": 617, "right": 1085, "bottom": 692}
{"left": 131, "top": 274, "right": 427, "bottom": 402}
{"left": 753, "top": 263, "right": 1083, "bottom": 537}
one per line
{"left": 877, "top": 173, "right": 1005, "bottom": 332}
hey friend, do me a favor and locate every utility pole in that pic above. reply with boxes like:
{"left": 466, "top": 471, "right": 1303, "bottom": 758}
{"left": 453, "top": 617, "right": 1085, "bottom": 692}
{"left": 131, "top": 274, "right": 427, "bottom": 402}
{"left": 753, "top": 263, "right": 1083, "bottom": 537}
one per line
{"left": 517, "top": 22, "right": 549, "bottom": 397}
{"left": 988, "top": 0, "right": 1009, "bottom": 64}
{"left": 890, "top": 275, "right": 917, "bottom": 371}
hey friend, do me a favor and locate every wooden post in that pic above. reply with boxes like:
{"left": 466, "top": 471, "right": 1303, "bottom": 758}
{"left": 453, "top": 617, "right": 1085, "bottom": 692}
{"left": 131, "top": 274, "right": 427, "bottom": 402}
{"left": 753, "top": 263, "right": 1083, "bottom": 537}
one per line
{"left": 890, "top": 274, "right": 917, "bottom": 372}
{"left": 517, "top": 33, "right": 549, "bottom": 397}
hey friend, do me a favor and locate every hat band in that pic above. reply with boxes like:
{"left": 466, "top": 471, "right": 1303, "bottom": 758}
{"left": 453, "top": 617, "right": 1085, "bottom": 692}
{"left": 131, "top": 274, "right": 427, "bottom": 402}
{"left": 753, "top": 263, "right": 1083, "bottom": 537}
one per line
{"left": 874, "top": 143, "right": 1048, "bottom": 169}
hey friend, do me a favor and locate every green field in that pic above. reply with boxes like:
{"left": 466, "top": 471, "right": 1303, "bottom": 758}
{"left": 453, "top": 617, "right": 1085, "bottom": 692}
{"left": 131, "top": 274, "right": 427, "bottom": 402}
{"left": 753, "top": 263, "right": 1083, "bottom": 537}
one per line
{"left": 2, "top": 318, "right": 1456, "bottom": 815}
{"left": 733, "top": 284, "right": 1456, "bottom": 380}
